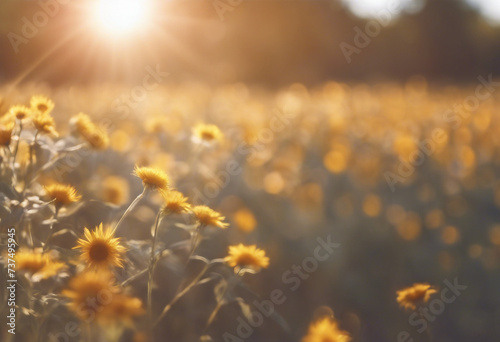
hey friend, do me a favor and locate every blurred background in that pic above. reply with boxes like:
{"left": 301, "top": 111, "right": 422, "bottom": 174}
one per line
{"left": 1, "top": 1, "right": 500, "bottom": 342}
{"left": 0, "top": 0, "right": 500, "bottom": 86}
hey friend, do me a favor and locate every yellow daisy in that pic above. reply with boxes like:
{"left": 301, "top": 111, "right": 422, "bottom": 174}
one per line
{"left": 70, "top": 112, "right": 109, "bottom": 149}
{"left": 101, "top": 175, "right": 130, "bottom": 206}
{"left": 100, "top": 293, "right": 145, "bottom": 326}
{"left": 45, "top": 183, "right": 81, "bottom": 207}
{"left": 15, "top": 249, "right": 66, "bottom": 281}
{"left": 192, "top": 123, "right": 223, "bottom": 144}
{"left": 74, "top": 223, "right": 126, "bottom": 269}
{"left": 225, "top": 244, "right": 269, "bottom": 273}
{"left": 192, "top": 205, "right": 228, "bottom": 228}
{"left": 62, "top": 270, "right": 119, "bottom": 322}
{"left": 302, "top": 316, "right": 351, "bottom": 342}
{"left": 396, "top": 283, "right": 437, "bottom": 310}
{"left": 161, "top": 190, "right": 191, "bottom": 215}
{"left": 30, "top": 95, "right": 54, "bottom": 115}
{"left": 8, "top": 104, "right": 31, "bottom": 120}
{"left": 32, "top": 111, "right": 58, "bottom": 136}
{"left": 134, "top": 166, "right": 169, "bottom": 192}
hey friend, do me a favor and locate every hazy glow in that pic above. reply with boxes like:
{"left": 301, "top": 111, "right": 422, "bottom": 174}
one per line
{"left": 93, "top": 0, "right": 149, "bottom": 34}
{"left": 467, "top": 0, "right": 500, "bottom": 23}
{"left": 342, "top": 0, "right": 422, "bottom": 19}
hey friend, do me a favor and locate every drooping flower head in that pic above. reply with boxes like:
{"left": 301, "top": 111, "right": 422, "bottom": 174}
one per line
{"left": 225, "top": 244, "right": 269, "bottom": 274}
{"left": 302, "top": 316, "right": 351, "bottom": 342}
{"left": 192, "top": 205, "right": 228, "bottom": 228}
{"left": 161, "top": 190, "right": 191, "bottom": 215}
{"left": 44, "top": 183, "right": 81, "bottom": 207}
{"left": 396, "top": 283, "right": 437, "bottom": 310}
{"left": 32, "top": 111, "right": 58, "bottom": 136}
{"left": 74, "top": 223, "right": 126, "bottom": 269}
{"left": 133, "top": 165, "right": 169, "bottom": 192}
{"left": 70, "top": 112, "right": 109, "bottom": 149}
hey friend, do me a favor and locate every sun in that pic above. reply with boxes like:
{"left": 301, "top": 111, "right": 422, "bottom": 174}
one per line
{"left": 92, "top": 0, "right": 149, "bottom": 35}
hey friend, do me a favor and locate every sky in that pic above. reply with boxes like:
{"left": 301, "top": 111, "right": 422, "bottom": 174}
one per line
{"left": 343, "top": 0, "right": 500, "bottom": 23}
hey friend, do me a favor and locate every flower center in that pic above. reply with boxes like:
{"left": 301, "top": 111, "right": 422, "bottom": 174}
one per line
{"left": 89, "top": 241, "right": 110, "bottom": 262}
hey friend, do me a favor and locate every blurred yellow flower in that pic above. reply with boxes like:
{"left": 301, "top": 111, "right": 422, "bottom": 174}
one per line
{"left": 161, "top": 190, "right": 191, "bottom": 215}
{"left": 233, "top": 208, "right": 257, "bottom": 233}
{"left": 134, "top": 165, "right": 169, "bottom": 192}
{"left": 302, "top": 316, "right": 351, "bottom": 342}
{"left": 225, "top": 244, "right": 269, "bottom": 273}
{"left": 62, "top": 270, "right": 119, "bottom": 321}
{"left": 99, "top": 293, "right": 145, "bottom": 327}
{"left": 396, "top": 283, "right": 437, "bottom": 310}
{"left": 70, "top": 112, "right": 109, "bottom": 149}
{"left": 0, "top": 123, "right": 14, "bottom": 146}
{"left": 192, "top": 205, "right": 228, "bottom": 228}
{"left": 15, "top": 249, "right": 66, "bottom": 281}
{"left": 101, "top": 175, "right": 130, "bottom": 206}
{"left": 9, "top": 104, "right": 31, "bottom": 120}
{"left": 74, "top": 223, "right": 126, "bottom": 269}
{"left": 32, "top": 111, "right": 58, "bottom": 136}
{"left": 192, "top": 123, "right": 223, "bottom": 144}
{"left": 44, "top": 183, "right": 81, "bottom": 207}
{"left": 30, "top": 95, "right": 54, "bottom": 115}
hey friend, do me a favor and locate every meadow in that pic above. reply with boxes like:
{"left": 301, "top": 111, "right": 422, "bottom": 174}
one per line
{"left": 1, "top": 79, "right": 500, "bottom": 342}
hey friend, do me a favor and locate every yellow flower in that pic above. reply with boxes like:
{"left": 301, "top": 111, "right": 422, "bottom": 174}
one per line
{"left": 15, "top": 249, "right": 66, "bottom": 281}
{"left": 70, "top": 112, "right": 109, "bottom": 149}
{"left": 30, "top": 95, "right": 54, "bottom": 115}
{"left": 74, "top": 223, "right": 126, "bottom": 269}
{"left": 32, "top": 111, "right": 58, "bottom": 136}
{"left": 161, "top": 190, "right": 191, "bottom": 215}
{"left": 101, "top": 175, "right": 130, "bottom": 206}
{"left": 62, "top": 270, "right": 119, "bottom": 322}
{"left": 0, "top": 123, "right": 14, "bottom": 146}
{"left": 396, "top": 283, "right": 437, "bottom": 310}
{"left": 192, "top": 205, "right": 228, "bottom": 228}
{"left": 192, "top": 123, "right": 223, "bottom": 144}
{"left": 134, "top": 166, "right": 169, "bottom": 192}
{"left": 100, "top": 293, "right": 145, "bottom": 326}
{"left": 8, "top": 104, "right": 31, "bottom": 120}
{"left": 45, "top": 183, "right": 81, "bottom": 207}
{"left": 302, "top": 317, "right": 351, "bottom": 342}
{"left": 225, "top": 244, "right": 269, "bottom": 273}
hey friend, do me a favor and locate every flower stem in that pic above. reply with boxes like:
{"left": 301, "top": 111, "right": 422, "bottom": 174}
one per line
{"left": 148, "top": 210, "right": 163, "bottom": 325}
{"left": 112, "top": 187, "right": 148, "bottom": 234}
{"left": 153, "top": 262, "right": 210, "bottom": 328}
{"left": 43, "top": 206, "right": 59, "bottom": 252}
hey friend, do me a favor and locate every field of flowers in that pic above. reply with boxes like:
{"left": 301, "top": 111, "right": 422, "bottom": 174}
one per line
{"left": 1, "top": 79, "right": 500, "bottom": 342}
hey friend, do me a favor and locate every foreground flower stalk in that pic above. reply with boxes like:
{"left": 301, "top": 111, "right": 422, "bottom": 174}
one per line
{"left": 147, "top": 211, "right": 163, "bottom": 325}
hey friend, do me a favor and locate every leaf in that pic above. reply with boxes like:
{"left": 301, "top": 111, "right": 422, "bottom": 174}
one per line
{"left": 214, "top": 278, "right": 228, "bottom": 303}
{"left": 189, "top": 255, "right": 210, "bottom": 264}
{"left": 236, "top": 297, "right": 253, "bottom": 322}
